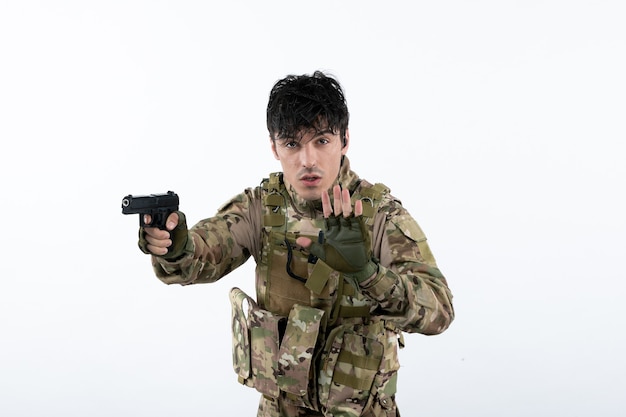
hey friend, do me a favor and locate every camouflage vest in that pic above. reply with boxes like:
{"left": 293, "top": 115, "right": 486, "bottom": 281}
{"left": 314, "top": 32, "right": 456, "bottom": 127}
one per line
{"left": 230, "top": 173, "right": 401, "bottom": 416}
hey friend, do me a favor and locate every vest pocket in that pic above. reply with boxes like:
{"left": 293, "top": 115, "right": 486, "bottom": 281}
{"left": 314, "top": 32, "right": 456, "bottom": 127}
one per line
{"left": 229, "top": 287, "right": 283, "bottom": 398}
{"left": 277, "top": 305, "right": 324, "bottom": 394}
{"left": 266, "top": 240, "right": 313, "bottom": 316}
{"left": 230, "top": 288, "right": 327, "bottom": 407}
{"left": 318, "top": 325, "right": 384, "bottom": 415}
{"left": 249, "top": 306, "right": 283, "bottom": 398}
{"left": 229, "top": 288, "right": 252, "bottom": 383}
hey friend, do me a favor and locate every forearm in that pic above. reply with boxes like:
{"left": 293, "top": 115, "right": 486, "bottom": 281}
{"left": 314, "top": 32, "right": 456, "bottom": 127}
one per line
{"left": 151, "top": 220, "right": 250, "bottom": 285}
{"left": 149, "top": 188, "right": 260, "bottom": 285}
{"left": 360, "top": 262, "right": 454, "bottom": 335}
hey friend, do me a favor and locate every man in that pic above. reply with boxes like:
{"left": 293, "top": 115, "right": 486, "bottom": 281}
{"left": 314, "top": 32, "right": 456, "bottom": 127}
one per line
{"left": 138, "top": 71, "right": 454, "bottom": 417}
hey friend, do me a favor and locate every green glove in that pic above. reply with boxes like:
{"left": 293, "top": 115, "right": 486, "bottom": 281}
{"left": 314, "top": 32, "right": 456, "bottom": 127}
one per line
{"left": 138, "top": 211, "right": 189, "bottom": 261}
{"left": 162, "top": 211, "right": 189, "bottom": 260}
{"left": 307, "top": 215, "right": 378, "bottom": 283}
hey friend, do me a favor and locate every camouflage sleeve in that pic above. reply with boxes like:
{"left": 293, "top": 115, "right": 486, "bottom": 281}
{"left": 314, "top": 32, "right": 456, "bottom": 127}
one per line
{"left": 360, "top": 199, "right": 454, "bottom": 335}
{"left": 151, "top": 187, "right": 263, "bottom": 285}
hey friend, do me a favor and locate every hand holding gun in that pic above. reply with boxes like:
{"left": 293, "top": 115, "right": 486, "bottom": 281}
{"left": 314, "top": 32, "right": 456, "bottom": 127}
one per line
{"left": 122, "top": 191, "right": 188, "bottom": 258}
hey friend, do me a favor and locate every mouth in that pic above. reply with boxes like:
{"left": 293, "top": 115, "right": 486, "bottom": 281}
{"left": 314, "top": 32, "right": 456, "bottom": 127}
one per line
{"left": 300, "top": 174, "right": 322, "bottom": 187}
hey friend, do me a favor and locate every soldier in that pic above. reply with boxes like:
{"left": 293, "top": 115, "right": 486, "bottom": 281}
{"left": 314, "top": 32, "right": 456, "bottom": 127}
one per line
{"left": 138, "top": 71, "right": 454, "bottom": 416}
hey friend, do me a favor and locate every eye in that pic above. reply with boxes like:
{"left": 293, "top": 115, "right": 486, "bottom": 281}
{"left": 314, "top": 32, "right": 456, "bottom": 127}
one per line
{"left": 284, "top": 141, "right": 299, "bottom": 149}
{"left": 317, "top": 137, "right": 330, "bottom": 145}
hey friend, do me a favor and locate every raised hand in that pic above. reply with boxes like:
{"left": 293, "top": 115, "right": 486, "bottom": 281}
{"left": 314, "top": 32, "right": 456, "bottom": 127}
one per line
{"left": 297, "top": 185, "right": 377, "bottom": 282}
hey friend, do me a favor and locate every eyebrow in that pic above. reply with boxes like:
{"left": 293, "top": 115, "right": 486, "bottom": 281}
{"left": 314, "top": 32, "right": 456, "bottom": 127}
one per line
{"left": 276, "top": 129, "right": 335, "bottom": 143}
{"left": 314, "top": 129, "right": 334, "bottom": 137}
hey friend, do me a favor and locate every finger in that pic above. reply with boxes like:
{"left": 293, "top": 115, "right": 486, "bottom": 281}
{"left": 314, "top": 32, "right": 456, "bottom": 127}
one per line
{"left": 354, "top": 199, "right": 363, "bottom": 217}
{"left": 144, "top": 227, "right": 170, "bottom": 240}
{"left": 144, "top": 214, "right": 152, "bottom": 225}
{"left": 145, "top": 233, "right": 172, "bottom": 249}
{"left": 147, "top": 244, "right": 169, "bottom": 256}
{"left": 332, "top": 185, "right": 342, "bottom": 216}
{"left": 341, "top": 188, "right": 352, "bottom": 217}
{"left": 321, "top": 190, "right": 332, "bottom": 218}
{"left": 166, "top": 212, "right": 179, "bottom": 231}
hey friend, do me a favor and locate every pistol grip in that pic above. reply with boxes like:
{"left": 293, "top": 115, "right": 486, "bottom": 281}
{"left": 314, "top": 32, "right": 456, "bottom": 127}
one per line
{"left": 139, "top": 211, "right": 170, "bottom": 230}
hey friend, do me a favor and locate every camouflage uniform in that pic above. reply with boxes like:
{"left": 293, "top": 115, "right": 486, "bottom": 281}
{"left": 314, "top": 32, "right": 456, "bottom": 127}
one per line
{"left": 151, "top": 157, "right": 454, "bottom": 416}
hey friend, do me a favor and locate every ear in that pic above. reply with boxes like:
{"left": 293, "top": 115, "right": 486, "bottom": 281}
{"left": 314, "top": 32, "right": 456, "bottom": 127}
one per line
{"left": 341, "top": 129, "right": 350, "bottom": 155}
{"left": 270, "top": 137, "right": 280, "bottom": 160}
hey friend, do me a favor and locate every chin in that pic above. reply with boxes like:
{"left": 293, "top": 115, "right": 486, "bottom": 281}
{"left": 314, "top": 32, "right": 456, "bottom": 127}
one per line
{"left": 298, "top": 189, "right": 322, "bottom": 202}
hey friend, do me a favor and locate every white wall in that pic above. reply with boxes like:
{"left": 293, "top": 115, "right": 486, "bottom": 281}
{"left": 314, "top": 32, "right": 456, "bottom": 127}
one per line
{"left": 1, "top": 1, "right": 624, "bottom": 416}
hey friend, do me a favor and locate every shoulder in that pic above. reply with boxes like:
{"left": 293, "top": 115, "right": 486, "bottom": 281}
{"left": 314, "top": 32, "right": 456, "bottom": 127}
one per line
{"left": 358, "top": 179, "right": 430, "bottom": 244}
{"left": 355, "top": 179, "right": 404, "bottom": 219}
{"left": 215, "top": 181, "right": 266, "bottom": 215}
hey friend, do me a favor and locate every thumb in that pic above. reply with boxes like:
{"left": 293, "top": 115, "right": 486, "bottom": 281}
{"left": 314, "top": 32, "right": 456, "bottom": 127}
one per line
{"left": 296, "top": 236, "right": 312, "bottom": 248}
{"left": 305, "top": 241, "right": 326, "bottom": 261}
{"left": 297, "top": 236, "right": 327, "bottom": 260}
{"left": 166, "top": 212, "right": 180, "bottom": 231}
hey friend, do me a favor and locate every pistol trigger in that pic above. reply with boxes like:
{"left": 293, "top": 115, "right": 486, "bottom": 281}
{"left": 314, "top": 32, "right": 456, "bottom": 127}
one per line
{"left": 154, "top": 212, "right": 167, "bottom": 230}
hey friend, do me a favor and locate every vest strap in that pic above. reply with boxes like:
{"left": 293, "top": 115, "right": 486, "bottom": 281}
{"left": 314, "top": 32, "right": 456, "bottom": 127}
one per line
{"left": 262, "top": 175, "right": 286, "bottom": 227}
{"left": 353, "top": 182, "right": 389, "bottom": 220}
{"left": 338, "top": 350, "right": 381, "bottom": 371}
{"left": 267, "top": 172, "right": 283, "bottom": 191}
{"left": 264, "top": 193, "right": 284, "bottom": 206}
{"left": 338, "top": 305, "right": 371, "bottom": 318}
{"left": 333, "top": 370, "right": 374, "bottom": 391}
{"left": 263, "top": 213, "right": 284, "bottom": 227}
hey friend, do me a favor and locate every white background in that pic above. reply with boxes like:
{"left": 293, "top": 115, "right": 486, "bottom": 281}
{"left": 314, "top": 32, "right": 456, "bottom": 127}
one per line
{"left": 1, "top": 1, "right": 625, "bottom": 416}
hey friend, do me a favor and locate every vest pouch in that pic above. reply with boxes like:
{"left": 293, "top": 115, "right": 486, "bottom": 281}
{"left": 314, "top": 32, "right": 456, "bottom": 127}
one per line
{"left": 229, "top": 287, "right": 283, "bottom": 399}
{"left": 277, "top": 304, "right": 325, "bottom": 410}
{"left": 229, "top": 287, "right": 252, "bottom": 385}
{"left": 318, "top": 324, "right": 385, "bottom": 416}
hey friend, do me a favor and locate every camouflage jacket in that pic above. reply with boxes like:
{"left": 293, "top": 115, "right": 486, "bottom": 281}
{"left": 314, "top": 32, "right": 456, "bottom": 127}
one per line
{"left": 150, "top": 157, "right": 454, "bottom": 416}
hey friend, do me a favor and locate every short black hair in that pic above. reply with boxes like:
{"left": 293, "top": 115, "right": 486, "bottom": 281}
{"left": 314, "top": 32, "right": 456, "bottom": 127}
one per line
{"left": 266, "top": 71, "right": 349, "bottom": 142}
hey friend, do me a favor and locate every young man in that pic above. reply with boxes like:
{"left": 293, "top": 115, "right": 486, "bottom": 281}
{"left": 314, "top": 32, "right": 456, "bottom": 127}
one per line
{"left": 138, "top": 71, "right": 454, "bottom": 417}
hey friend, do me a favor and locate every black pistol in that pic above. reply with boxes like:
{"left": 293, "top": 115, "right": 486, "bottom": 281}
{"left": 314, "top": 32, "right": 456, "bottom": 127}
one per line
{"left": 121, "top": 191, "right": 179, "bottom": 229}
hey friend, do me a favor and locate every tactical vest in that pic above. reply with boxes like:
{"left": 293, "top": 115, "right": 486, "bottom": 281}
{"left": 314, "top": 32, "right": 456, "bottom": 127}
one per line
{"left": 230, "top": 173, "right": 401, "bottom": 416}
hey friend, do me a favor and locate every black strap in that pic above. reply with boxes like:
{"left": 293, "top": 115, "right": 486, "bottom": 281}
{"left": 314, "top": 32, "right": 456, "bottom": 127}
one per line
{"left": 284, "top": 239, "right": 307, "bottom": 283}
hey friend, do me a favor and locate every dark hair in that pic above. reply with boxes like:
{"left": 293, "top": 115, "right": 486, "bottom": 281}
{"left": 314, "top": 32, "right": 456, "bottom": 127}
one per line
{"left": 266, "top": 71, "right": 349, "bottom": 143}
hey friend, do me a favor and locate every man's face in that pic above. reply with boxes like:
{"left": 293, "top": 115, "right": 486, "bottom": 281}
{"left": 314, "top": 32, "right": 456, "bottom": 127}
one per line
{"left": 271, "top": 128, "right": 349, "bottom": 201}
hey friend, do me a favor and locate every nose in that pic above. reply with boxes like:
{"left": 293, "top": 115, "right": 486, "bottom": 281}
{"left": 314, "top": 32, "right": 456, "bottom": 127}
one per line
{"left": 300, "top": 142, "right": 317, "bottom": 168}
